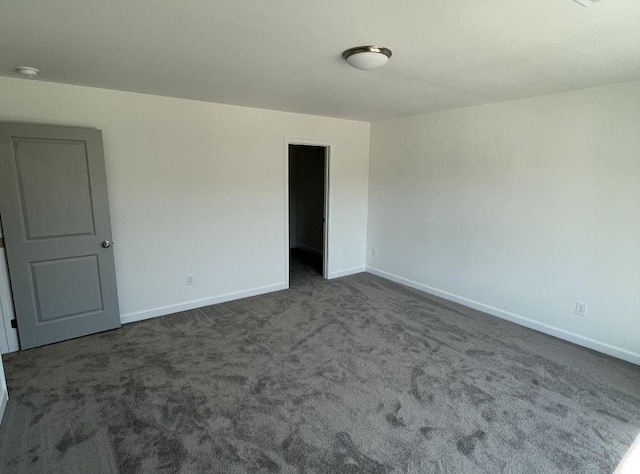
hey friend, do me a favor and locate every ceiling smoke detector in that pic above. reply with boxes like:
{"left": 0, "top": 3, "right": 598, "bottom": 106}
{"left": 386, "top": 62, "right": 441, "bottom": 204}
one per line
{"left": 342, "top": 45, "right": 392, "bottom": 70}
{"left": 16, "top": 66, "right": 39, "bottom": 78}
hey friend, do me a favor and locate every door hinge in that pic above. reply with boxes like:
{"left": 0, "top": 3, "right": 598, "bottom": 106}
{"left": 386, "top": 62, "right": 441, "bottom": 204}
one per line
{"left": 10, "top": 319, "right": 17, "bottom": 329}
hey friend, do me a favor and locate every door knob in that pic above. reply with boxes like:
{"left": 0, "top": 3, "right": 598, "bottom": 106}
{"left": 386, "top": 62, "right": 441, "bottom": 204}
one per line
{"left": 101, "top": 240, "right": 112, "bottom": 248}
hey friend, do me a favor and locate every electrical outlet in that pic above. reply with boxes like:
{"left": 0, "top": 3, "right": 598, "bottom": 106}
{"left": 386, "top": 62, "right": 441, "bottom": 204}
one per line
{"left": 371, "top": 248, "right": 378, "bottom": 257}
{"left": 186, "top": 274, "right": 195, "bottom": 286}
{"left": 575, "top": 301, "right": 587, "bottom": 316}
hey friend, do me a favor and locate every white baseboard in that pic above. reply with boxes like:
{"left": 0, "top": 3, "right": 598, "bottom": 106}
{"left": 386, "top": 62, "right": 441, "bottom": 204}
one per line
{"left": 295, "top": 244, "right": 323, "bottom": 256}
{"left": 120, "top": 282, "right": 288, "bottom": 325}
{"left": 329, "top": 266, "right": 366, "bottom": 279}
{"left": 366, "top": 266, "right": 640, "bottom": 366}
{"left": 0, "top": 389, "right": 7, "bottom": 426}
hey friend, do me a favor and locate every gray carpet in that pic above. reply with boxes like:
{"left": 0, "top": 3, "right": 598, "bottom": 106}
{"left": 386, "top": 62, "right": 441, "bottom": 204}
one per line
{"left": 1, "top": 254, "right": 639, "bottom": 473}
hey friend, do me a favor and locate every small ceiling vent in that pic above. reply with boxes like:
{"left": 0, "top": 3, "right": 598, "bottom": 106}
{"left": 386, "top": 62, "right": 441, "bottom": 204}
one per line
{"left": 572, "top": 0, "right": 601, "bottom": 7}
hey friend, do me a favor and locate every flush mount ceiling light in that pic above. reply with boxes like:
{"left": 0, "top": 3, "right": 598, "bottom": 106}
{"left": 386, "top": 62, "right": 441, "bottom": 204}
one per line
{"left": 572, "top": 0, "right": 601, "bottom": 6}
{"left": 16, "top": 66, "right": 39, "bottom": 78}
{"left": 342, "top": 45, "right": 392, "bottom": 70}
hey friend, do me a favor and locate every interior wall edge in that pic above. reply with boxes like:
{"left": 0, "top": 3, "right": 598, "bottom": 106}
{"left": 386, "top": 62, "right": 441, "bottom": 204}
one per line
{"left": 0, "top": 248, "right": 19, "bottom": 354}
{"left": 0, "top": 383, "right": 7, "bottom": 424}
{"left": 366, "top": 266, "right": 640, "bottom": 366}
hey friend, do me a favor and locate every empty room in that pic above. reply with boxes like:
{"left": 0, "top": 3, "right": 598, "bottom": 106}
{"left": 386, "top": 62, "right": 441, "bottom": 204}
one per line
{"left": 0, "top": 1, "right": 639, "bottom": 473}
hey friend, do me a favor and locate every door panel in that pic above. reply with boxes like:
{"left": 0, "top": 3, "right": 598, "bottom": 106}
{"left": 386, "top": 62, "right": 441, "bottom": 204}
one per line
{"left": 15, "top": 138, "right": 95, "bottom": 239}
{"left": 31, "top": 255, "right": 103, "bottom": 322}
{"left": 0, "top": 123, "right": 120, "bottom": 349}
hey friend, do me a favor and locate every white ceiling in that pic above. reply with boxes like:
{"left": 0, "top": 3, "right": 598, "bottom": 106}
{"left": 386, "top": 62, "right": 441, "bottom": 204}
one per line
{"left": 1, "top": 0, "right": 639, "bottom": 121}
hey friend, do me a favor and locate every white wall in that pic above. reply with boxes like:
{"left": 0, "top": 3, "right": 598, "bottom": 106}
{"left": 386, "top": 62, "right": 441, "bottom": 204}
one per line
{"left": 367, "top": 81, "right": 640, "bottom": 364}
{"left": 0, "top": 77, "right": 370, "bottom": 336}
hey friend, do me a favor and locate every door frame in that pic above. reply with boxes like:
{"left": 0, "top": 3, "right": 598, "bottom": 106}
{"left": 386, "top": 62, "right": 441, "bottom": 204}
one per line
{"left": 284, "top": 138, "right": 331, "bottom": 286}
{"left": 0, "top": 224, "right": 19, "bottom": 354}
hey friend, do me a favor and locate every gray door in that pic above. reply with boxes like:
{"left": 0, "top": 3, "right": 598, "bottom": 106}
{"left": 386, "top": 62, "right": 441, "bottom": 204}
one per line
{"left": 0, "top": 123, "right": 120, "bottom": 349}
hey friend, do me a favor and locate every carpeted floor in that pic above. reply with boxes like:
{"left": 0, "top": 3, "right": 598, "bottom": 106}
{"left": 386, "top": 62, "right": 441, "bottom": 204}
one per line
{"left": 1, "top": 253, "right": 639, "bottom": 473}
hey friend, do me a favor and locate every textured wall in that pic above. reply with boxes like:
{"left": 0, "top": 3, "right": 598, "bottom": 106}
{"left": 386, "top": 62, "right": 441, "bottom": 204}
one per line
{"left": 0, "top": 77, "right": 370, "bottom": 329}
{"left": 367, "top": 82, "right": 640, "bottom": 363}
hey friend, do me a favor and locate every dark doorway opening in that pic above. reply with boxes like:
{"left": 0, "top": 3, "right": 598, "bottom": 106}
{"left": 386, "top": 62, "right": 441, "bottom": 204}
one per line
{"left": 288, "top": 144, "right": 327, "bottom": 282}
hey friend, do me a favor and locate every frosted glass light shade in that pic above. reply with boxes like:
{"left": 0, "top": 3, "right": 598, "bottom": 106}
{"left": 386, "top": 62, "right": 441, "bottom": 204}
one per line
{"left": 345, "top": 52, "right": 389, "bottom": 70}
{"left": 16, "top": 66, "right": 39, "bottom": 78}
{"left": 342, "top": 46, "right": 392, "bottom": 70}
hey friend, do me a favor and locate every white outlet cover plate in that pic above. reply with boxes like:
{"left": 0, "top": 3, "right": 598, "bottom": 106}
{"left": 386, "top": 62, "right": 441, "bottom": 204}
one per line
{"left": 575, "top": 301, "right": 588, "bottom": 316}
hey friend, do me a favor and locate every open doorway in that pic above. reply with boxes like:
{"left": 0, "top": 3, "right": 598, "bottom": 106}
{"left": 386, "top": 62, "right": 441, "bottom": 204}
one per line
{"left": 287, "top": 143, "right": 329, "bottom": 283}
